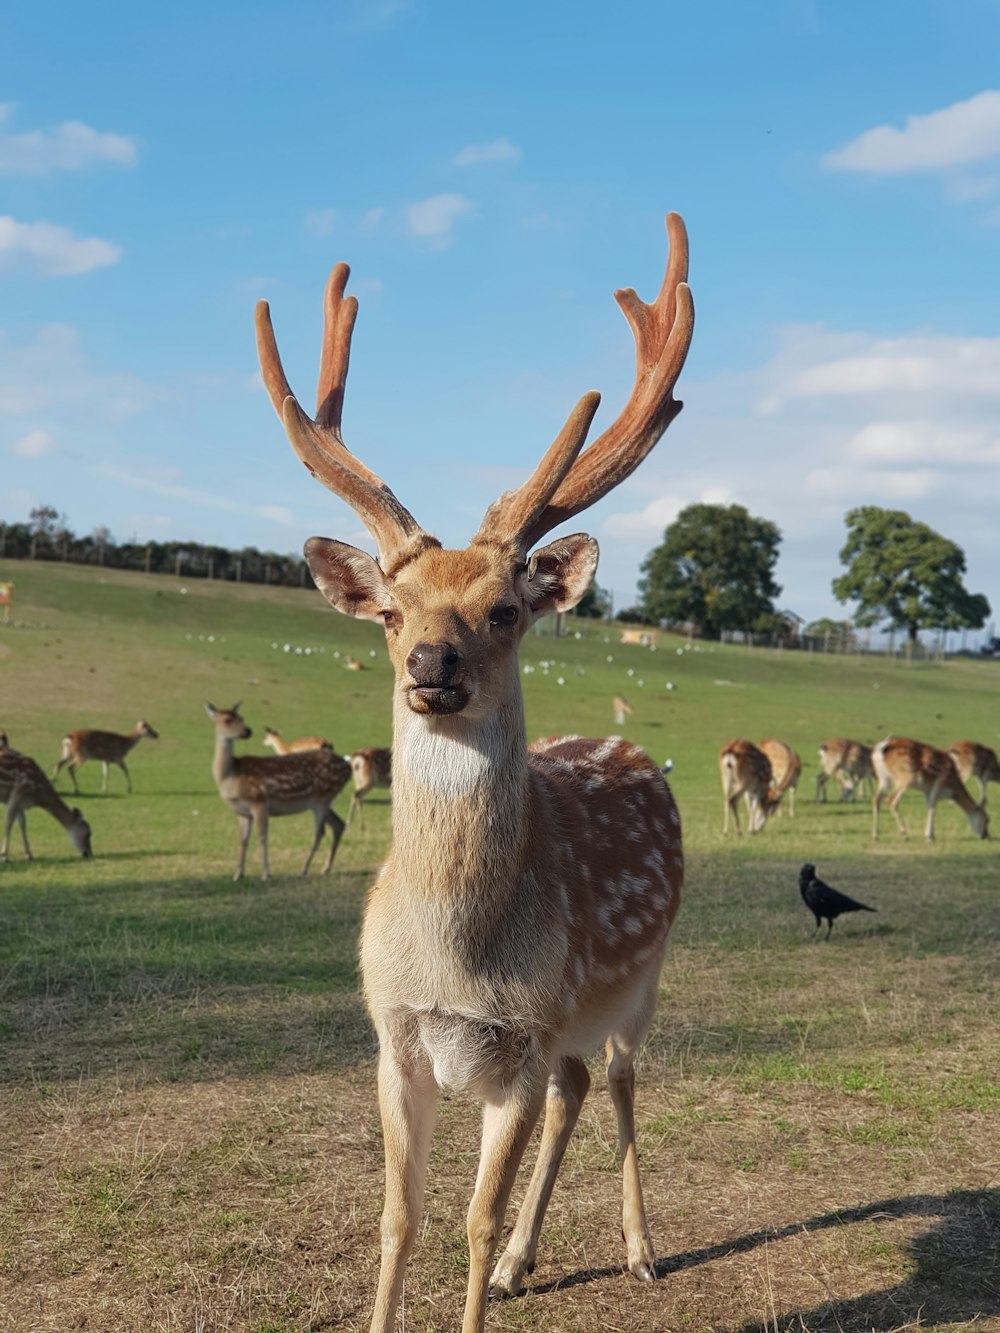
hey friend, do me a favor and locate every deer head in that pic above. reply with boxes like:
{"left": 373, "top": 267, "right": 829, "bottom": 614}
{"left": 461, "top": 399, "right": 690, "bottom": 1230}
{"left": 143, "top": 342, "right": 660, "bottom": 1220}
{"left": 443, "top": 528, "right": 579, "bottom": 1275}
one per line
{"left": 255, "top": 215, "right": 693, "bottom": 720}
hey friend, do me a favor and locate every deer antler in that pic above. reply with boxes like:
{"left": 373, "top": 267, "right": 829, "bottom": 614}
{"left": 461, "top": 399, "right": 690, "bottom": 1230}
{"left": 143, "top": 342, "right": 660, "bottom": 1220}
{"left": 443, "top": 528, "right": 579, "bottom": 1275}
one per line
{"left": 475, "top": 212, "right": 694, "bottom": 555}
{"left": 255, "top": 264, "right": 435, "bottom": 568}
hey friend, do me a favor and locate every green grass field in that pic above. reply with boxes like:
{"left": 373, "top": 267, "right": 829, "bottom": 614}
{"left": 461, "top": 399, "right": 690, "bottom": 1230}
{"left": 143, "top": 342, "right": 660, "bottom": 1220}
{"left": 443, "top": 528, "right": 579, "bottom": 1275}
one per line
{"left": 1, "top": 561, "right": 997, "bottom": 1332}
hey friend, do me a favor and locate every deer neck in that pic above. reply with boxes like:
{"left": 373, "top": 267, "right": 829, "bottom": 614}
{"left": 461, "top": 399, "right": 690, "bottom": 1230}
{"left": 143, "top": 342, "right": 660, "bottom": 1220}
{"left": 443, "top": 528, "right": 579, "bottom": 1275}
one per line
{"left": 212, "top": 734, "right": 238, "bottom": 786}
{"left": 389, "top": 684, "right": 532, "bottom": 902}
{"left": 35, "top": 777, "right": 78, "bottom": 829}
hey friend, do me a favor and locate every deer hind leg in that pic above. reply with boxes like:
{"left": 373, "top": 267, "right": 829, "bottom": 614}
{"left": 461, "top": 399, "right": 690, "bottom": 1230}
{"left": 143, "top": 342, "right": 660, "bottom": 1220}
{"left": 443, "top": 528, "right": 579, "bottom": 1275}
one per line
{"left": 606, "top": 1007, "right": 657, "bottom": 1281}
{"left": 370, "top": 1042, "right": 437, "bottom": 1333}
{"left": 723, "top": 789, "right": 740, "bottom": 835}
{"left": 872, "top": 777, "right": 893, "bottom": 839}
{"left": 464, "top": 1072, "right": 548, "bottom": 1333}
{"left": 887, "top": 787, "right": 910, "bottom": 840}
{"left": 489, "top": 1055, "right": 591, "bottom": 1299}
{"left": 301, "top": 806, "right": 328, "bottom": 876}
{"left": 321, "top": 809, "right": 345, "bottom": 873}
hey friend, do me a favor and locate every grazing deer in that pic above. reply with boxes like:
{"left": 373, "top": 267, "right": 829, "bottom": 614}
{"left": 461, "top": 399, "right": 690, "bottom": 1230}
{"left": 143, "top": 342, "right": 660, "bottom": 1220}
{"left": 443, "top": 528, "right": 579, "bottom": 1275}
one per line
{"left": 255, "top": 211, "right": 692, "bottom": 1331}
{"left": 816, "top": 737, "right": 874, "bottom": 802}
{"left": 262, "top": 725, "right": 334, "bottom": 755}
{"left": 1, "top": 747, "right": 93, "bottom": 860}
{"left": 206, "top": 703, "right": 350, "bottom": 880}
{"left": 947, "top": 740, "right": 1000, "bottom": 804}
{"left": 52, "top": 720, "right": 159, "bottom": 794}
{"left": 613, "top": 693, "right": 635, "bottom": 727}
{"left": 719, "top": 739, "right": 773, "bottom": 834}
{"left": 758, "top": 736, "right": 801, "bottom": 817}
{"left": 872, "top": 736, "right": 989, "bottom": 841}
{"left": 347, "top": 746, "right": 393, "bottom": 829}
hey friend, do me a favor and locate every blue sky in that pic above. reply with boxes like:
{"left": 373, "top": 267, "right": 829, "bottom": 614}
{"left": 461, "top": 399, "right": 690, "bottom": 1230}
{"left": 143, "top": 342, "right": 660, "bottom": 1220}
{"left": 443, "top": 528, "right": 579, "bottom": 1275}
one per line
{"left": 2, "top": 0, "right": 999, "bottom": 635}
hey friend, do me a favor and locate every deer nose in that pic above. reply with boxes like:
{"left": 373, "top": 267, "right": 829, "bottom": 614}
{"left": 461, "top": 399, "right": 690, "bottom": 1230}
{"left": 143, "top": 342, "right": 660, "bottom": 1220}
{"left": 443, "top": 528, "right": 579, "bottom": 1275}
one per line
{"left": 406, "top": 641, "right": 461, "bottom": 685}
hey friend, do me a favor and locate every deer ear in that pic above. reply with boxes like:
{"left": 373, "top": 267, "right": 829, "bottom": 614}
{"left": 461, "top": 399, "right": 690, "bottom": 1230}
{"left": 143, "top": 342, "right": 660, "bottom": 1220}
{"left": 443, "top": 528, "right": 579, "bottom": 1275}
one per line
{"left": 524, "top": 534, "right": 599, "bottom": 619}
{"left": 304, "top": 537, "right": 391, "bottom": 621}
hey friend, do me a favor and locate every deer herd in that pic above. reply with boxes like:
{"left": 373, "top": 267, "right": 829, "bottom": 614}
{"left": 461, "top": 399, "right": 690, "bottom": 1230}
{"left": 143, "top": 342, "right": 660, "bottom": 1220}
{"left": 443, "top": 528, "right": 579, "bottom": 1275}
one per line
{"left": 718, "top": 733, "right": 992, "bottom": 841}
{"left": 0, "top": 712, "right": 392, "bottom": 874}
{"left": 1, "top": 214, "right": 995, "bottom": 1331}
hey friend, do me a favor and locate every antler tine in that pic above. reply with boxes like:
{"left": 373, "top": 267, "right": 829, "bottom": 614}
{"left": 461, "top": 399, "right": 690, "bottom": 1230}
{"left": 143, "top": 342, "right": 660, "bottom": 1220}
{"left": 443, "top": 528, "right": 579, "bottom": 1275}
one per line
{"left": 520, "top": 213, "right": 694, "bottom": 551}
{"left": 475, "top": 391, "right": 602, "bottom": 552}
{"left": 255, "top": 268, "right": 429, "bottom": 565}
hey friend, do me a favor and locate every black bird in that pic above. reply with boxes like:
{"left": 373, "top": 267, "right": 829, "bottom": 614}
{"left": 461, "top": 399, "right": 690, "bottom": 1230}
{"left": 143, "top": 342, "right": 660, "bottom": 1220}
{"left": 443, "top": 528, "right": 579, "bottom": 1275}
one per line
{"left": 799, "top": 863, "right": 877, "bottom": 939}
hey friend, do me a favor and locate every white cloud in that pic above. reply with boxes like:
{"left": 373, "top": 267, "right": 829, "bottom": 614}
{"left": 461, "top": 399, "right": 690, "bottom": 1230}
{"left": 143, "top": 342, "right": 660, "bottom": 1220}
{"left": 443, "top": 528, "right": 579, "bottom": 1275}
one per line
{"left": 0, "top": 217, "right": 122, "bottom": 277}
{"left": 802, "top": 465, "right": 936, "bottom": 502}
{"left": 0, "top": 104, "right": 137, "bottom": 175}
{"left": 0, "top": 324, "right": 158, "bottom": 419}
{"left": 453, "top": 137, "right": 522, "bottom": 167}
{"left": 823, "top": 89, "right": 1000, "bottom": 174}
{"left": 846, "top": 420, "right": 1000, "bottom": 466}
{"left": 602, "top": 486, "right": 736, "bottom": 538}
{"left": 762, "top": 330, "right": 1000, "bottom": 407}
{"left": 403, "top": 194, "right": 476, "bottom": 247}
{"left": 12, "top": 428, "right": 54, "bottom": 458}
{"left": 361, "top": 206, "right": 385, "bottom": 231}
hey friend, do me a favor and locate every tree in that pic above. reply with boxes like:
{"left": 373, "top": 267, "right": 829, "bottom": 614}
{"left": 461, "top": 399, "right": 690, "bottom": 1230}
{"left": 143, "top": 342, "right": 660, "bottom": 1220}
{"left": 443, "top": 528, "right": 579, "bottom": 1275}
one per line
{"left": 637, "top": 503, "right": 782, "bottom": 639}
{"left": 29, "top": 505, "right": 59, "bottom": 559}
{"left": 832, "top": 507, "right": 990, "bottom": 646}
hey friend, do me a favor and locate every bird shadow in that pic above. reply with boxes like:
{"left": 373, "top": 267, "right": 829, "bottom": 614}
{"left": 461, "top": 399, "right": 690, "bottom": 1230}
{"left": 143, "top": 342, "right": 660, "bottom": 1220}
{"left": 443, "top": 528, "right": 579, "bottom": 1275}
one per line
{"left": 522, "top": 1189, "right": 999, "bottom": 1330}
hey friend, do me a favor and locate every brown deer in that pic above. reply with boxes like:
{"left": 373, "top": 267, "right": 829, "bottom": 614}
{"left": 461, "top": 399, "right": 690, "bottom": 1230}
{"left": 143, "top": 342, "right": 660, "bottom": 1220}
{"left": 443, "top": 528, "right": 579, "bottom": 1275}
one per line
{"left": 947, "top": 740, "right": 1000, "bottom": 804}
{"left": 52, "top": 719, "right": 158, "bottom": 794}
{"left": 816, "top": 737, "right": 874, "bottom": 802}
{"left": 255, "top": 212, "right": 692, "bottom": 1331}
{"left": 1, "top": 747, "right": 93, "bottom": 860}
{"left": 347, "top": 746, "right": 392, "bottom": 829}
{"left": 719, "top": 739, "right": 774, "bottom": 834}
{"left": 262, "top": 725, "right": 334, "bottom": 755}
{"left": 872, "top": 736, "right": 989, "bottom": 841}
{"left": 206, "top": 703, "right": 351, "bottom": 880}
{"left": 758, "top": 736, "right": 801, "bottom": 817}
{"left": 612, "top": 693, "right": 635, "bottom": 727}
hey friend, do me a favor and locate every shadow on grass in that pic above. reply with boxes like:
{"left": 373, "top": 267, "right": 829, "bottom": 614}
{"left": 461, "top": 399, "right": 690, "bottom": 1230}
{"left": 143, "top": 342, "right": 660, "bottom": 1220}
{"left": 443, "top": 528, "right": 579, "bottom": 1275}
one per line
{"left": 528, "top": 1190, "right": 1000, "bottom": 1330}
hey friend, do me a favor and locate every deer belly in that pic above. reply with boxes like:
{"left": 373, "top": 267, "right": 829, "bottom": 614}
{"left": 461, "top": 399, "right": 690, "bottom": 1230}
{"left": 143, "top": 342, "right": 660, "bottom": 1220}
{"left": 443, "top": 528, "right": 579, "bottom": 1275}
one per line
{"left": 417, "top": 1011, "right": 537, "bottom": 1097}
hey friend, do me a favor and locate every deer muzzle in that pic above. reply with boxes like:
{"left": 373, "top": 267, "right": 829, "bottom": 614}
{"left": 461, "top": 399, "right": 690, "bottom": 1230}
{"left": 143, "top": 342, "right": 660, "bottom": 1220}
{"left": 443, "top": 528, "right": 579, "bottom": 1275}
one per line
{"left": 405, "top": 641, "right": 468, "bottom": 715}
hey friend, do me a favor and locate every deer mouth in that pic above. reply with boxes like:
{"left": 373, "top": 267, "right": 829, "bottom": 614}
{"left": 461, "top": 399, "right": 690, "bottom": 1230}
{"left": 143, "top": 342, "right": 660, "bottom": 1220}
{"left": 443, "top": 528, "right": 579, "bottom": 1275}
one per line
{"left": 407, "top": 685, "right": 469, "bottom": 716}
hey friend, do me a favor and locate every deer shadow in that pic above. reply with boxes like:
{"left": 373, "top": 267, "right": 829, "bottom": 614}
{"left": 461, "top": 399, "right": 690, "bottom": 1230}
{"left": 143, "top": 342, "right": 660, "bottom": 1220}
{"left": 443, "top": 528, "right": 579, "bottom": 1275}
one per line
{"left": 528, "top": 1189, "right": 1000, "bottom": 1331}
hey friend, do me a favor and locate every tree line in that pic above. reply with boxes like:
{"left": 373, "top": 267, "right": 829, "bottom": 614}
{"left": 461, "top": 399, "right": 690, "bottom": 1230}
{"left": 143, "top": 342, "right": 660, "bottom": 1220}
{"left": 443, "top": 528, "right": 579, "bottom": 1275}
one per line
{"left": 1, "top": 502, "right": 992, "bottom": 648}
{"left": 0, "top": 506, "right": 314, "bottom": 589}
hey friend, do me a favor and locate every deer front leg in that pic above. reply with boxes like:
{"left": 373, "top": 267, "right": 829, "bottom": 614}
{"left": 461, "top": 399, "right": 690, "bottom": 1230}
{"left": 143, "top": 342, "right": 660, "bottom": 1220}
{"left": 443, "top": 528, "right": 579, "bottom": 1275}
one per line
{"left": 119, "top": 760, "right": 133, "bottom": 794}
{"left": 370, "top": 1042, "right": 437, "bottom": 1333}
{"left": 234, "top": 813, "right": 253, "bottom": 880}
{"left": 606, "top": 1032, "right": 657, "bottom": 1281}
{"left": 464, "top": 1073, "right": 547, "bottom": 1333}
{"left": 923, "top": 796, "right": 938, "bottom": 841}
{"left": 489, "top": 1055, "right": 590, "bottom": 1298}
{"left": 253, "top": 805, "right": 270, "bottom": 879}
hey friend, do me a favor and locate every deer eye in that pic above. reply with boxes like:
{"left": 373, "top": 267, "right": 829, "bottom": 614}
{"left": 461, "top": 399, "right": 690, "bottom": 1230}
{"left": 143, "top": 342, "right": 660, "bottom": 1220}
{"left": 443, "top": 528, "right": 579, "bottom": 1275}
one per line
{"left": 382, "top": 608, "right": 402, "bottom": 631}
{"left": 489, "top": 604, "right": 519, "bottom": 628}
